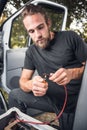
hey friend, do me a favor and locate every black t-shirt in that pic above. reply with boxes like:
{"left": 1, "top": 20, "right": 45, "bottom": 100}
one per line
{"left": 24, "top": 31, "right": 87, "bottom": 112}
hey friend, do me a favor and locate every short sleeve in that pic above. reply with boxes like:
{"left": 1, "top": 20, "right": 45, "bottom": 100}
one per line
{"left": 24, "top": 47, "right": 35, "bottom": 70}
{"left": 68, "top": 31, "right": 87, "bottom": 63}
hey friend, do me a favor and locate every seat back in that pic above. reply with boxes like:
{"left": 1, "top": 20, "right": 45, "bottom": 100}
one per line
{"left": 73, "top": 60, "right": 87, "bottom": 130}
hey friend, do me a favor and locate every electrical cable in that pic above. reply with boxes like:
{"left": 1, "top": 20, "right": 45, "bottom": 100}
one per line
{"left": 16, "top": 85, "right": 67, "bottom": 125}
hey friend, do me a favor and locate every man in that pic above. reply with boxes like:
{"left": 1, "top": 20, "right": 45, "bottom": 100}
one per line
{"left": 9, "top": 4, "right": 87, "bottom": 130}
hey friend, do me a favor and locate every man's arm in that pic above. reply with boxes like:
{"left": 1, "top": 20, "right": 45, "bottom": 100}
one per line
{"left": 19, "top": 69, "right": 34, "bottom": 92}
{"left": 49, "top": 62, "right": 85, "bottom": 86}
{"left": 68, "top": 64, "right": 85, "bottom": 80}
{"left": 19, "top": 69, "right": 48, "bottom": 96}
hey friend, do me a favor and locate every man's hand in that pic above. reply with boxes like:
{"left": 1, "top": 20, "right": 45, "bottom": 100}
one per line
{"left": 32, "top": 76, "right": 48, "bottom": 96}
{"left": 49, "top": 66, "right": 85, "bottom": 86}
{"left": 49, "top": 68, "right": 72, "bottom": 86}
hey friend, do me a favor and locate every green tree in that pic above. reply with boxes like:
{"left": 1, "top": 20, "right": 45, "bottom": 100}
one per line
{"left": 1, "top": 0, "right": 87, "bottom": 42}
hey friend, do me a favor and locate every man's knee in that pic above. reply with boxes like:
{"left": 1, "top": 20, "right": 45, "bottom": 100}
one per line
{"left": 8, "top": 88, "right": 27, "bottom": 113}
{"left": 8, "top": 88, "right": 21, "bottom": 108}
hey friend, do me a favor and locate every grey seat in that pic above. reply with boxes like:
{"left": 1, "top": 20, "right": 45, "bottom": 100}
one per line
{"left": 73, "top": 60, "right": 87, "bottom": 130}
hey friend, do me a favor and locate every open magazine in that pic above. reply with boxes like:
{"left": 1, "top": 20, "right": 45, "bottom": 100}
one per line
{"left": 0, "top": 107, "right": 57, "bottom": 130}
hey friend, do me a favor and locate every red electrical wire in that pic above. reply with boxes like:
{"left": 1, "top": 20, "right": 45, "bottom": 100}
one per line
{"left": 16, "top": 85, "right": 68, "bottom": 125}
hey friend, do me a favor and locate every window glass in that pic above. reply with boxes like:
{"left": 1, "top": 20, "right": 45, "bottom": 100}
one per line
{"left": 10, "top": 15, "right": 28, "bottom": 49}
{"left": 38, "top": 3, "right": 65, "bottom": 31}
{"left": 10, "top": 4, "right": 65, "bottom": 48}
{"left": 46, "top": 9, "right": 64, "bottom": 31}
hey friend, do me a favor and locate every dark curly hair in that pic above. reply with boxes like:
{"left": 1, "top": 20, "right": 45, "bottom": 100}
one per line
{"left": 21, "top": 4, "right": 49, "bottom": 24}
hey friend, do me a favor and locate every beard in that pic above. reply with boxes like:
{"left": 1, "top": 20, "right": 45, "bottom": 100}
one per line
{"left": 36, "top": 37, "right": 51, "bottom": 49}
{"left": 33, "top": 31, "right": 51, "bottom": 49}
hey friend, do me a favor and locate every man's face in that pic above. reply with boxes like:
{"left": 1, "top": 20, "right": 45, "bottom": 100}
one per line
{"left": 23, "top": 13, "right": 51, "bottom": 49}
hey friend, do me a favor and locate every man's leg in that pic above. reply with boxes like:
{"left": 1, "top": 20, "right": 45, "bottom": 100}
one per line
{"left": 8, "top": 88, "right": 74, "bottom": 130}
{"left": 8, "top": 88, "right": 54, "bottom": 113}
{"left": 58, "top": 112, "right": 74, "bottom": 130}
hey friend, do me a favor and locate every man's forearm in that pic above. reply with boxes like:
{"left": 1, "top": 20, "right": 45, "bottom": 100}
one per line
{"left": 68, "top": 65, "right": 85, "bottom": 80}
{"left": 19, "top": 78, "right": 33, "bottom": 92}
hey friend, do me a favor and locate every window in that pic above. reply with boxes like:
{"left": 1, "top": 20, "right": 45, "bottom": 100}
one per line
{"left": 10, "top": 15, "right": 28, "bottom": 49}
{"left": 10, "top": 4, "right": 65, "bottom": 48}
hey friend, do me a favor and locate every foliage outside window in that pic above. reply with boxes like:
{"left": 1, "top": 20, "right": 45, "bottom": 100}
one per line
{"left": 10, "top": 15, "right": 28, "bottom": 48}
{"left": 10, "top": 6, "right": 65, "bottom": 49}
